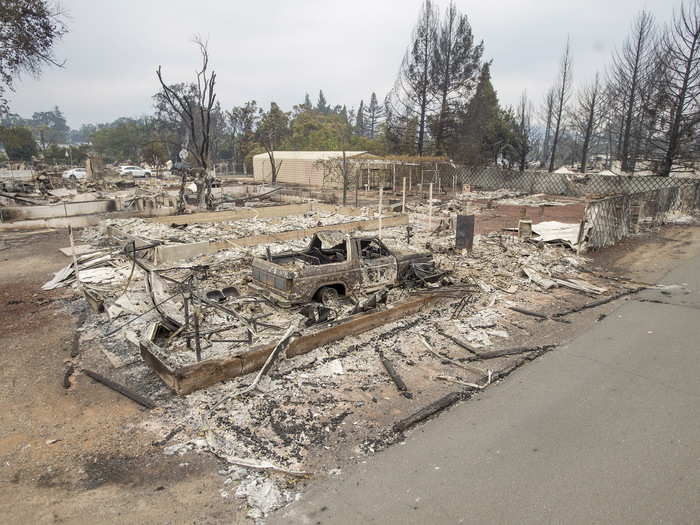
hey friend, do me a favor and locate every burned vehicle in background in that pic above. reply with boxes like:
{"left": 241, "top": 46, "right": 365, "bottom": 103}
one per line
{"left": 250, "top": 231, "right": 439, "bottom": 306}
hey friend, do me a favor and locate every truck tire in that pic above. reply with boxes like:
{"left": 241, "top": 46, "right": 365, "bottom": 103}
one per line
{"left": 317, "top": 286, "right": 339, "bottom": 304}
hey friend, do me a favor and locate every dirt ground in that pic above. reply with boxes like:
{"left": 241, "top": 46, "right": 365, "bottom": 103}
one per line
{"left": 2, "top": 224, "right": 699, "bottom": 524}
{"left": 0, "top": 229, "right": 246, "bottom": 524}
{"left": 589, "top": 224, "right": 700, "bottom": 282}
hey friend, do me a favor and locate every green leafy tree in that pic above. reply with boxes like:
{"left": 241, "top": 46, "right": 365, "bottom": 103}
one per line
{"left": 43, "top": 143, "right": 90, "bottom": 164}
{"left": 0, "top": 126, "right": 37, "bottom": 160}
{"left": 31, "top": 106, "right": 69, "bottom": 148}
{"left": 70, "top": 123, "right": 97, "bottom": 144}
{"left": 90, "top": 118, "right": 148, "bottom": 163}
{"left": 256, "top": 102, "right": 290, "bottom": 183}
{"left": 229, "top": 100, "right": 259, "bottom": 174}
{"left": 0, "top": 1, "right": 67, "bottom": 114}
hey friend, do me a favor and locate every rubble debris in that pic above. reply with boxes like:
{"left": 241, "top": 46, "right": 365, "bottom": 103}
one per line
{"left": 522, "top": 266, "right": 557, "bottom": 290}
{"left": 531, "top": 221, "right": 586, "bottom": 250}
{"left": 35, "top": 186, "right": 643, "bottom": 518}
{"left": 436, "top": 327, "right": 479, "bottom": 354}
{"left": 418, "top": 335, "right": 490, "bottom": 378}
{"left": 82, "top": 369, "right": 155, "bottom": 409}
{"left": 141, "top": 293, "right": 440, "bottom": 394}
{"left": 550, "top": 277, "right": 607, "bottom": 295}
{"left": 152, "top": 425, "right": 184, "bottom": 447}
{"left": 59, "top": 245, "right": 104, "bottom": 257}
{"left": 234, "top": 475, "right": 293, "bottom": 522}
{"left": 220, "top": 455, "right": 309, "bottom": 478}
{"left": 215, "top": 323, "right": 298, "bottom": 404}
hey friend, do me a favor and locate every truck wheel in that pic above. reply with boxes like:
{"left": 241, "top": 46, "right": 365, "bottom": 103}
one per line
{"left": 317, "top": 286, "right": 339, "bottom": 304}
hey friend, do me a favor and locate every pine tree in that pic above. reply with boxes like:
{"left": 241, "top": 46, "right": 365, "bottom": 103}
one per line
{"left": 432, "top": 1, "right": 483, "bottom": 155}
{"left": 339, "top": 105, "right": 350, "bottom": 128}
{"left": 316, "top": 90, "right": 329, "bottom": 114}
{"left": 456, "top": 63, "right": 500, "bottom": 165}
{"left": 303, "top": 93, "right": 312, "bottom": 110}
{"left": 386, "top": 0, "right": 439, "bottom": 155}
{"left": 365, "top": 92, "right": 385, "bottom": 139}
{"left": 355, "top": 100, "right": 366, "bottom": 136}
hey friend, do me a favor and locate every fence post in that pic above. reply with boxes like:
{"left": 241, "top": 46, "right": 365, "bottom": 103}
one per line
{"left": 378, "top": 187, "right": 383, "bottom": 240}
{"left": 428, "top": 183, "right": 433, "bottom": 230}
{"left": 402, "top": 177, "right": 406, "bottom": 214}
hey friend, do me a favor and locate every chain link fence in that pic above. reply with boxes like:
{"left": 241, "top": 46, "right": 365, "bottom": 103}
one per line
{"left": 445, "top": 166, "right": 698, "bottom": 197}
{"left": 585, "top": 184, "right": 700, "bottom": 250}
{"left": 355, "top": 163, "right": 700, "bottom": 251}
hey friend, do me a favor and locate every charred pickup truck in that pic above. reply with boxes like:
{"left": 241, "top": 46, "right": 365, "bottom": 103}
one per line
{"left": 250, "top": 231, "right": 437, "bottom": 305}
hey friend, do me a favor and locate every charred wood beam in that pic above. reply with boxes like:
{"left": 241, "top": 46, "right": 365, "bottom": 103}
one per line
{"left": 83, "top": 369, "right": 155, "bottom": 409}
{"left": 553, "top": 287, "right": 644, "bottom": 317}
{"left": 393, "top": 392, "right": 465, "bottom": 433}
{"left": 377, "top": 349, "right": 412, "bottom": 398}
{"left": 509, "top": 306, "right": 570, "bottom": 324}
{"left": 463, "top": 345, "right": 556, "bottom": 361}
{"left": 436, "top": 328, "right": 480, "bottom": 354}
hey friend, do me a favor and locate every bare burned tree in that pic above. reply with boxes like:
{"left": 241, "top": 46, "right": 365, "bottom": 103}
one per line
{"left": 653, "top": 1, "right": 700, "bottom": 176}
{"left": 156, "top": 36, "right": 217, "bottom": 212}
{"left": 548, "top": 38, "right": 574, "bottom": 172}
{"left": 386, "top": 0, "right": 439, "bottom": 156}
{"left": 0, "top": 0, "right": 67, "bottom": 114}
{"left": 515, "top": 91, "right": 536, "bottom": 172}
{"left": 316, "top": 151, "right": 354, "bottom": 205}
{"left": 571, "top": 73, "right": 605, "bottom": 173}
{"left": 609, "top": 10, "right": 656, "bottom": 172}
{"left": 539, "top": 87, "right": 555, "bottom": 168}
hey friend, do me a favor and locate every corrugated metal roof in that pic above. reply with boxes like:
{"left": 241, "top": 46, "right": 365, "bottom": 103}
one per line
{"left": 252, "top": 151, "right": 370, "bottom": 161}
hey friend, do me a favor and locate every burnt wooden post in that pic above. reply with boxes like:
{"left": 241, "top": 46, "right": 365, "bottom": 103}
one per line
{"left": 455, "top": 215, "right": 475, "bottom": 251}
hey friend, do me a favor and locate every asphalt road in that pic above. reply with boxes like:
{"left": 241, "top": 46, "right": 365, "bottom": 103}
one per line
{"left": 273, "top": 253, "right": 700, "bottom": 524}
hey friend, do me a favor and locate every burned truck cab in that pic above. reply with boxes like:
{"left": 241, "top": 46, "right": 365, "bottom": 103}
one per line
{"left": 250, "top": 231, "right": 435, "bottom": 306}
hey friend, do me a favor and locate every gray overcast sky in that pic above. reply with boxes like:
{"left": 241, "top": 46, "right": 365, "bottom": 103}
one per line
{"left": 9, "top": 0, "right": 681, "bottom": 128}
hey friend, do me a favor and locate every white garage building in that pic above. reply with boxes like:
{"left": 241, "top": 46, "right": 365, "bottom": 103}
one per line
{"left": 252, "top": 151, "right": 373, "bottom": 187}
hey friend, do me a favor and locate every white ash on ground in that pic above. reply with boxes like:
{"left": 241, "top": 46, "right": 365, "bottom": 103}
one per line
{"left": 93, "top": 210, "right": 372, "bottom": 245}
